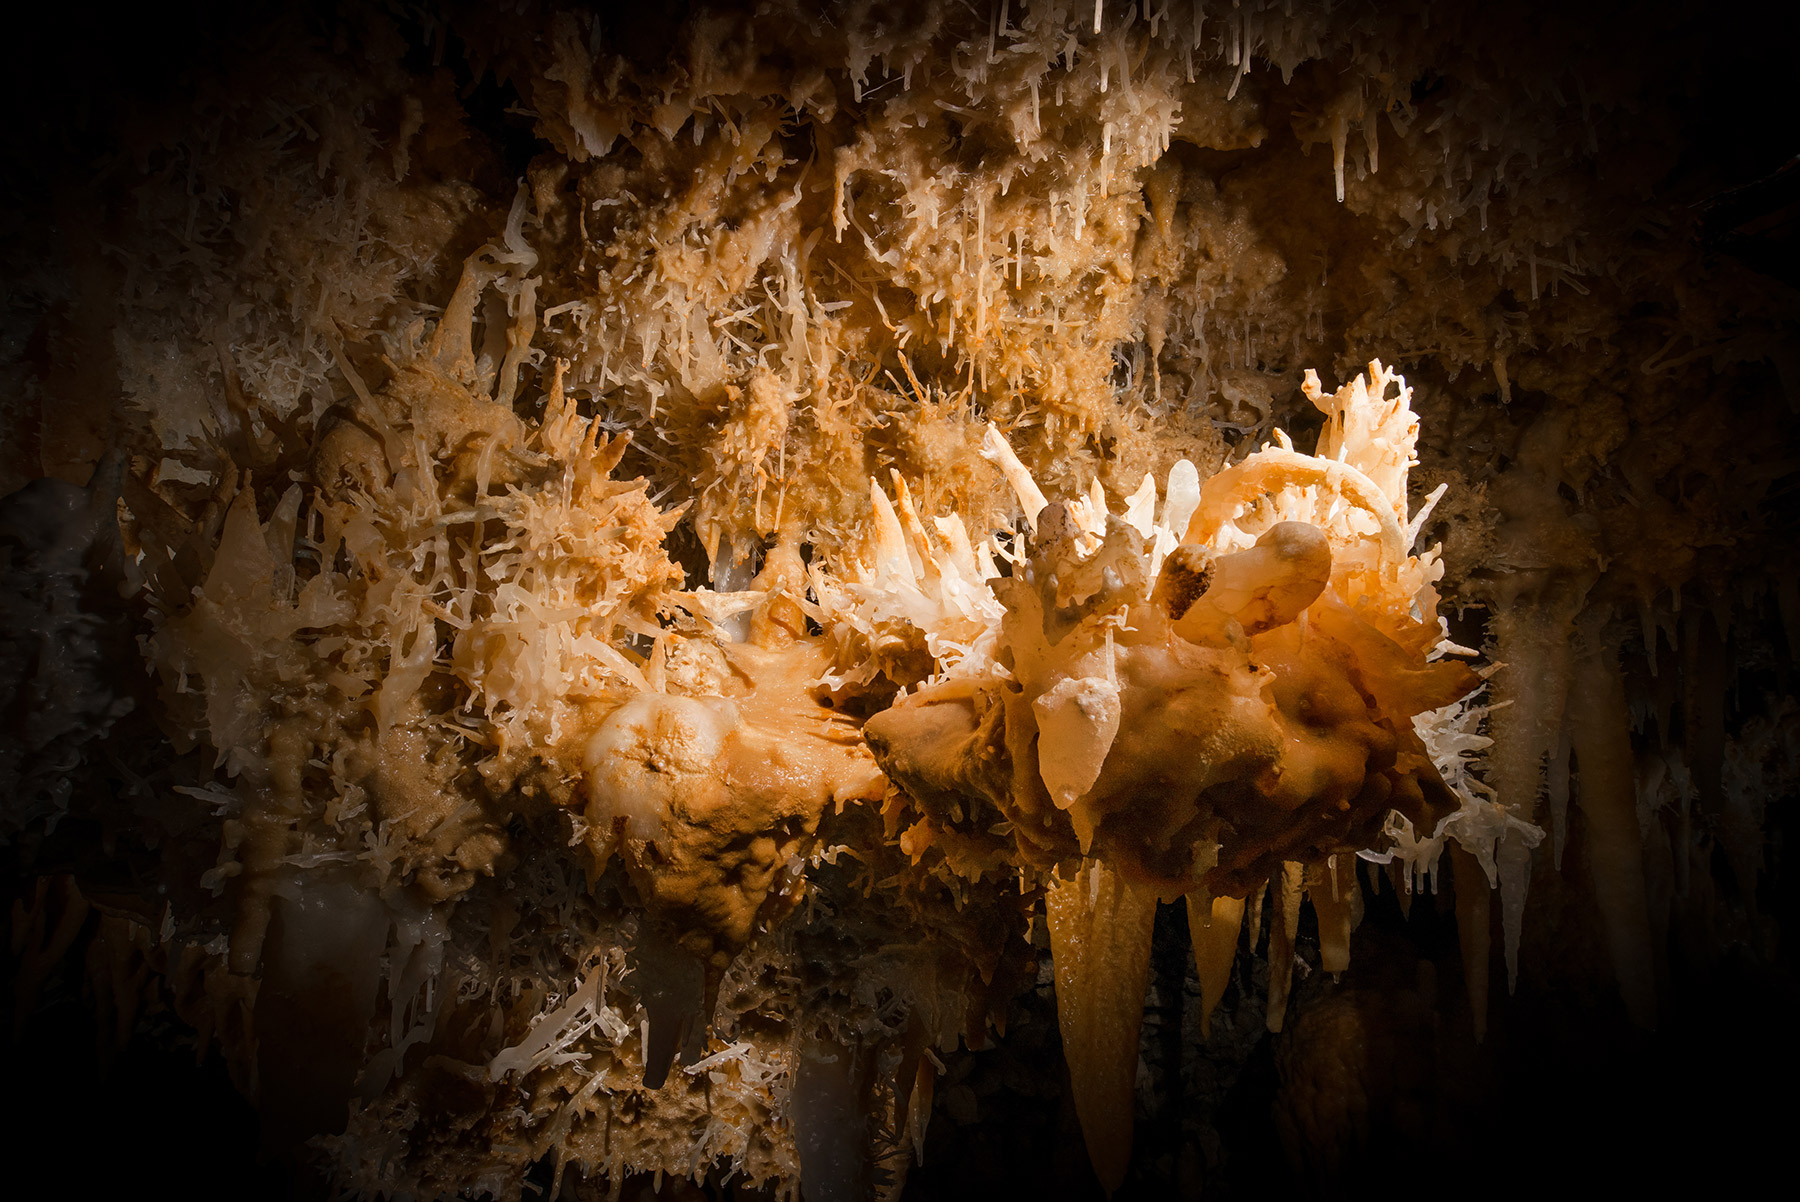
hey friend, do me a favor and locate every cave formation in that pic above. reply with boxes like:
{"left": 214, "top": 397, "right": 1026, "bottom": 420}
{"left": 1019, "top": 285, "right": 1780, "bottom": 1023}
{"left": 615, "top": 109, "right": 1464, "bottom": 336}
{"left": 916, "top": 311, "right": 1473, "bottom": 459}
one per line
{"left": 3, "top": 2, "right": 1798, "bottom": 1199}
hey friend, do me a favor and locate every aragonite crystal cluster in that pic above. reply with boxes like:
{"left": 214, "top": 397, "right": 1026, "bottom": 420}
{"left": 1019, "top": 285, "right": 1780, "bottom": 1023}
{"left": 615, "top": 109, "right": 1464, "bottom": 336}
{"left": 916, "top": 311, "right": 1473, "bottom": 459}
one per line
{"left": 2, "top": 1, "right": 1796, "bottom": 1199}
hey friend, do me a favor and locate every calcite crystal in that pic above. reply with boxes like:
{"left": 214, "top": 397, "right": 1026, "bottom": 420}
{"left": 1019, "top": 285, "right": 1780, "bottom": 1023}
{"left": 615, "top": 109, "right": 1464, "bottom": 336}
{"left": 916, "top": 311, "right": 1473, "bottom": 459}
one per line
{"left": 2, "top": 1, "right": 1795, "bottom": 1198}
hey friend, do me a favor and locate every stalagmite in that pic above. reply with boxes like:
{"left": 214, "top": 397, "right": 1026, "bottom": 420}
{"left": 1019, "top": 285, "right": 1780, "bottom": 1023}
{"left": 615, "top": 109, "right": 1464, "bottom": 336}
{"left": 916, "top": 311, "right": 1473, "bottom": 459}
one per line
{"left": 1265, "top": 862, "right": 1305, "bottom": 1033}
{"left": 1569, "top": 626, "right": 1658, "bottom": 1029}
{"left": 1186, "top": 892, "right": 1245, "bottom": 1039}
{"left": 1045, "top": 858, "right": 1159, "bottom": 1195}
{"left": 1449, "top": 844, "right": 1492, "bottom": 1042}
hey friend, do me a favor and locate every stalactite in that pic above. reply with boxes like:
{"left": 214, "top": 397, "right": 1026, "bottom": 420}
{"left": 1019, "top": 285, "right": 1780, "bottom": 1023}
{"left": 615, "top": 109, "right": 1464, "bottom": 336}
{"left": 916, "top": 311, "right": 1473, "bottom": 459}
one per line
{"left": 1044, "top": 858, "right": 1159, "bottom": 1195}
{"left": 1449, "top": 844, "right": 1492, "bottom": 1041}
{"left": 1307, "top": 857, "right": 1357, "bottom": 978}
{"left": 1388, "top": 860, "right": 1414, "bottom": 919}
{"left": 1186, "top": 892, "right": 1244, "bottom": 1038}
{"left": 1246, "top": 877, "right": 1269, "bottom": 950}
{"left": 1495, "top": 822, "right": 1538, "bottom": 993}
{"left": 1264, "top": 862, "right": 1305, "bottom": 1033}
{"left": 905, "top": 1055, "right": 935, "bottom": 1166}
{"left": 1570, "top": 619, "right": 1658, "bottom": 1028}
{"left": 1483, "top": 411, "right": 1597, "bottom": 989}
{"left": 1548, "top": 726, "right": 1573, "bottom": 868}
{"left": 1487, "top": 606, "right": 1576, "bottom": 983}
